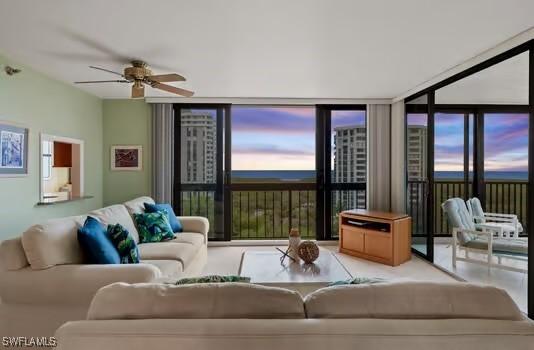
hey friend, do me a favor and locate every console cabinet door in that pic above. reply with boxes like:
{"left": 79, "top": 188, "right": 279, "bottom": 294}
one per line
{"left": 342, "top": 227, "right": 365, "bottom": 253}
{"left": 364, "top": 233, "right": 392, "bottom": 260}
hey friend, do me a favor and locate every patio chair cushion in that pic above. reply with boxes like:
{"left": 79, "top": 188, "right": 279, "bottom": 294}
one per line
{"left": 475, "top": 222, "right": 524, "bottom": 235}
{"left": 442, "top": 198, "right": 475, "bottom": 244}
{"left": 464, "top": 237, "right": 528, "bottom": 256}
{"left": 467, "top": 197, "right": 485, "bottom": 222}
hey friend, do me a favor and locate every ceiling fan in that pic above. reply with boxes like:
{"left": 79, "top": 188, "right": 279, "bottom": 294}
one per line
{"left": 74, "top": 60, "right": 194, "bottom": 98}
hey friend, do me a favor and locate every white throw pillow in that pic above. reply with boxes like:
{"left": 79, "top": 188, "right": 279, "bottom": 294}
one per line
{"left": 123, "top": 196, "right": 155, "bottom": 216}
{"left": 89, "top": 205, "right": 140, "bottom": 243}
{"left": 22, "top": 215, "right": 85, "bottom": 270}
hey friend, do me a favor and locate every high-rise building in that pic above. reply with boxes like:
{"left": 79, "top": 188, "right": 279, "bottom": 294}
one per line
{"left": 406, "top": 125, "right": 427, "bottom": 235}
{"left": 333, "top": 125, "right": 366, "bottom": 209}
{"left": 406, "top": 125, "right": 427, "bottom": 181}
{"left": 180, "top": 110, "right": 216, "bottom": 184}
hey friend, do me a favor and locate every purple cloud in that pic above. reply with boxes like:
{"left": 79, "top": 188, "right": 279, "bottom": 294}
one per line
{"left": 232, "top": 107, "right": 315, "bottom": 134}
{"left": 233, "top": 145, "right": 314, "bottom": 156}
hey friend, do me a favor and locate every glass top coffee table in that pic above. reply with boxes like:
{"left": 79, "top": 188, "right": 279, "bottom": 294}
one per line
{"left": 238, "top": 248, "right": 352, "bottom": 295}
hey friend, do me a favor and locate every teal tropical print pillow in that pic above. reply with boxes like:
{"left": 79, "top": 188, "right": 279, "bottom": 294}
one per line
{"left": 328, "top": 276, "right": 386, "bottom": 286}
{"left": 106, "top": 223, "right": 140, "bottom": 264}
{"left": 173, "top": 275, "right": 251, "bottom": 285}
{"left": 133, "top": 211, "right": 176, "bottom": 243}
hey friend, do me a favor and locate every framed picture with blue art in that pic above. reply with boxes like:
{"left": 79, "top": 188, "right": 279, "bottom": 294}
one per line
{"left": 0, "top": 122, "right": 29, "bottom": 177}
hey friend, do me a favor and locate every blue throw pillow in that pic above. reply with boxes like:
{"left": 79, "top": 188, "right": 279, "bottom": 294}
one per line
{"left": 144, "top": 202, "right": 183, "bottom": 233}
{"left": 77, "top": 216, "right": 120, "bottom": 264}
{"left": 107, "top": 223, "right": 140, "bottom": 264}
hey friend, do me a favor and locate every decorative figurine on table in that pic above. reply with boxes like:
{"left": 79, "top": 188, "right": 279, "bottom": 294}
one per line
{"left": 288, "top": 228, "right": 301, "bottom": 261}
{"left": 277, "top": 228, "right": 301, "bottom": 264}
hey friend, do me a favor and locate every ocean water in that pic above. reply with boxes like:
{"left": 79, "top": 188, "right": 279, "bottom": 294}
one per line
{"left": 435, "top": 171, "right": 527, "bottom": 180}
{"left": 231, "top": 170, "right": 528, "bottom": 181}
{"left": 232, "top": 170, "right": 315, "bottom": 181}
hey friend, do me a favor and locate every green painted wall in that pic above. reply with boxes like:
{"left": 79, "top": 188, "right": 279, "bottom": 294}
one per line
{"left": 102, "top": 100, "right": 151, "bottom": 206}
{"left": 0, "top": 54, "right": 103, "bottom": 239}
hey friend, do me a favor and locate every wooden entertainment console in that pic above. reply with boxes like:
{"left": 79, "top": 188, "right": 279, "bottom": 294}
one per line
{"left": 339, "top": 209, "right": 412, "bottom": 266}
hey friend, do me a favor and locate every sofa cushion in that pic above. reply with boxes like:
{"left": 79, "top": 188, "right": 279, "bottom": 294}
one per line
{"left": 77, "top": 216, "right": 120, "bottom": 264}
{"left": 22, "top": 215, "right": 85, "bottom": 270}
{"left": 170, "top": 232, "right": 205, "bottom": 247}
{"left": 304, "top": 281, "right": 525, "bottom": 321}
{"left": 90, "top": 205, "right": 140, "bottom": 243}
{"left": 133, "top": 211, "right": 175, "bottom": 243}
{"left": 87, "top": 282, "right": 305, "bottom": 320}
{"left": 124, "top": 196, "right": 155, "bottom": 215}
{"left": 138, "top": 242, "right": 198, "bottom": 269}
{"left": 144, "top": 202, "right": 183, "bottom": 233}
{"left": 107, "top": 224, "right": 140, "bottom": 264}
{"left": 0, "top": 237, "right": 29, "bottom": 271}
{"left": 143, "top": 260, "right": 183, "bottom": 277}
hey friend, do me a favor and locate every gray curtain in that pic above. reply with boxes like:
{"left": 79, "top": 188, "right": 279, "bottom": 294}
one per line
{"left": 390, "top": 101, "right": 406, "bottom": 213}
{"left": 367, "top": 104, "right": 391, "bottom": 211}
{"left": 151, "top": 103, "right": 174, "bottom": 203}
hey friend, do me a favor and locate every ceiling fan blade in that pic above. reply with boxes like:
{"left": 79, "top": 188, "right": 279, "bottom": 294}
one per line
{"left": 147, "top": 73, "right": 186, "bottom": 82}
{"left": 59, "top": 28, "right": 131, "bottom": 63}
{"left": 132, "top": 84, "right": 145, "bottom": 99}
{"left": 152, "top": 82, "right": 194, "bottom": 97}
{"left": 89, "top": 66, "right": 125, "bottom": 77}
{"left": 74, "top": 80, "right": 130, "bottom": 84}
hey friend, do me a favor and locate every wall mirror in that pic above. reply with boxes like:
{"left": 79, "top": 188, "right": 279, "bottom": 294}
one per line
{"left": 39, "top": 134, "right": 84, "bottom": 204}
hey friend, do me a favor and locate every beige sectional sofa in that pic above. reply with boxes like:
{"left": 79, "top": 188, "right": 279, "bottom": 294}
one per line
{"left": 0, "top": 196, "right": 208, "bottom": 337}
{"left": 56, "top": 281, "right": 534, "bottom": 350}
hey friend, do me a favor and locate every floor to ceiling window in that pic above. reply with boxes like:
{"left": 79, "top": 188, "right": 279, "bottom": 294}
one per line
{"left": 404, "top": 44, "right": 532, "bottom": 316}
{"left": 230, "top": 106, "right": 316, "bottom": 239}
{"left": 327, "top": 108, "right": 367, "bottom": 237}
{"left": 173, "top": 104, "right": 367, "bottom": 241}
{"left": 174, "top": 105, "right": 226, "bottom": 240}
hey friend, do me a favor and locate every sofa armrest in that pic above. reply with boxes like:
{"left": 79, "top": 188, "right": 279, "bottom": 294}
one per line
{"left": 178, "top": 216, "right": 209, "bottom": 243}
{"left": 0, "top": 263, "right": 161, "bottom": 306}
{"left": 0, "top": 237, "right": 29, "bottom": 271}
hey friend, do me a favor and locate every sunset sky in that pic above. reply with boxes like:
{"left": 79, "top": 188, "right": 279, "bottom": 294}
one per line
{"left": 408, "top": 113, "right": 529, "bottom": 172}
{"left": 189, "top": 108, "right": 527, "bottom": 173}
{"left": 231, "top": 107, "right": 365, "bottom": 170}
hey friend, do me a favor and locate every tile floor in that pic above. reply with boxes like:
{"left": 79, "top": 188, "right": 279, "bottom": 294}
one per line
{"left": 434, "top": 241, "right": 527, "bottom": 312}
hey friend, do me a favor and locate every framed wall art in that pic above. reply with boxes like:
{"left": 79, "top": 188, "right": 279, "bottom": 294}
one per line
{"left": 111, "top": 145, "right": 142, "bottom": 171}
{"left": 0, "top": 121, "right": 29, "bottom": 177}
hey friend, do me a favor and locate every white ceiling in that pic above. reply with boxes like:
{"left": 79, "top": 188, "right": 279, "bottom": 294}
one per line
{"left": 436, "top": 51, "right": 529, "bottom": 104}
{"left": 0, "top": 0, "right": 533, "bottom": 99}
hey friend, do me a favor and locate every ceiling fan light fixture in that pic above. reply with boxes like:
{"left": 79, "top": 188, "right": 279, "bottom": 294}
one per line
{"left": 75, "top": 61, "right": 194, "bottom": 98}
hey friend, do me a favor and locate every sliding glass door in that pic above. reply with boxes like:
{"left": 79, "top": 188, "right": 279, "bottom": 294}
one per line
{"left": 405, "top": 94, "right": 432, "bottom": 258}
{"left": 173, "top": 104, "right": 229, "bottom": 241}
{"left": 433, "top": 111, "right": 473, "bottom": 235}
{"left": 229, "top": 106, "right": 317, "bottom": 240}
{"left": 483, "top": 112, "right": 529, "bottom": 234}
{"left": 317, "top": 105, "right": 367, "bottom": 239}
{"left": 173, "top": 103, "right": 367, "bottom": 241}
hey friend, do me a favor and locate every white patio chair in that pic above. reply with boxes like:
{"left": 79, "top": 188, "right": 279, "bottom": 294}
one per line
{"left": 466, "top": 197, "right": 522, "bottom": 238}
{"left": 442, "top": 198, "right": 527, "bottom": 273}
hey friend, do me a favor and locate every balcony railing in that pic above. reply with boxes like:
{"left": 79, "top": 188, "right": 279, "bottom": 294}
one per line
{"left": 407, "top": 179, "right": 528, "bottom": 236}
{"left": 177, "top": 184, "right": 366, "bottom": 240}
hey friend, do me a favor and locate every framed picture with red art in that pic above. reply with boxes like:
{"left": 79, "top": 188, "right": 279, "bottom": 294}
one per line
{"left": 111, "top": 145, "right": 142, "bottom": 171}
